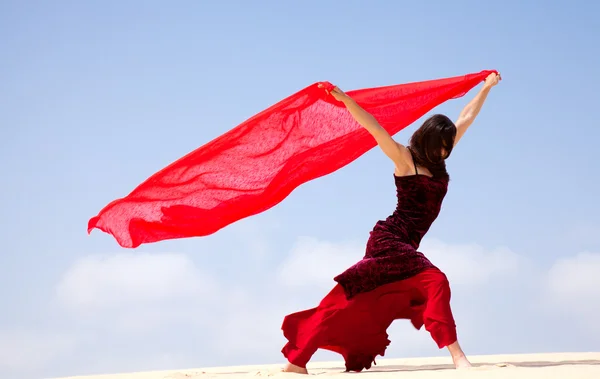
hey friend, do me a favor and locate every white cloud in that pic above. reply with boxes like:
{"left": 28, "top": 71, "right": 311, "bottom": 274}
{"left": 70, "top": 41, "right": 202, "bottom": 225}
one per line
{"left": 5, "top": 238, "right": 599, "bottom": 379}
{"left": 276, "top": 236, "right": 363, "bottom": 289}
{"left": 0, "top": 330, "right": 76, "bottom": 371}
{"left": 546, "top": 252, "right": 600, "bottom": 298}
{"left": 419, "top": 239, "right": 525, "bottom": 288}
{"left": 214, "top": 287, "right": 288, "bottom": 358}
{"left": 54, "top": 252, "right": 220, "bottom": 336}
{"left": 276, "top": 236, "right": 525, "bottom": 290}
{"left": 544, "top": 251, "right": 600, "bottom": 333}
{"left": 56, "top": 252, "right": 216, "bottom": 312}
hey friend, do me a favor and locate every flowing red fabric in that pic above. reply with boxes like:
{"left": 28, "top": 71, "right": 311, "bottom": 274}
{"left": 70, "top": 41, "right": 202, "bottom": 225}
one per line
{"left": 88, "top": 70, "right": 496, "bottom": 248}
{"left": 281, "top": 268, "right": 457, "bottom": 371}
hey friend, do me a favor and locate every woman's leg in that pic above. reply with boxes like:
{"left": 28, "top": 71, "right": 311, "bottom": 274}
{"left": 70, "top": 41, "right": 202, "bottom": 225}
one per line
{"left": 419, "top": 268, "right": 471, "bottom": 368}
{"left": 447, "top": 341, "right": 471, "bottom": 368}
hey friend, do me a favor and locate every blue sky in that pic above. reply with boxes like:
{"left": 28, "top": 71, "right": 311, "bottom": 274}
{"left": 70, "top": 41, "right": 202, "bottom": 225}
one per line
{"left": 1, "top": 1, "right": 599, "bottom": 378}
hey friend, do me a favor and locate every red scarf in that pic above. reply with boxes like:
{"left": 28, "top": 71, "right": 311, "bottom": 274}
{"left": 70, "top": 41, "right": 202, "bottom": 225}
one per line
{"left": 88, "top": 70, "right": 496, "bottom": 248}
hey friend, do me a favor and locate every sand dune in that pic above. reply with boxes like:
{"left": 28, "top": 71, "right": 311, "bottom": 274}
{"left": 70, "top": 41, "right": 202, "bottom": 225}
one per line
{"left": 55, "top": 352, "right": 600, "bottom": 379}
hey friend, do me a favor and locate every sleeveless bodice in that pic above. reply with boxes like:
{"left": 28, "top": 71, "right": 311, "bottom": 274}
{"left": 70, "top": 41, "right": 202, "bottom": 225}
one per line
{"left": 334, "top": 172, "right": 449, "bottom": 299}
{"left": 376, "top": 174, "right": 448, "bottom": 249}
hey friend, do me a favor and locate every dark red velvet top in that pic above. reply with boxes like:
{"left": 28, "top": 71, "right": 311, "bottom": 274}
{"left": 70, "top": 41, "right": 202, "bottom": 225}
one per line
{"left": 334, "top": 173, "right": 448, "bottom": 299}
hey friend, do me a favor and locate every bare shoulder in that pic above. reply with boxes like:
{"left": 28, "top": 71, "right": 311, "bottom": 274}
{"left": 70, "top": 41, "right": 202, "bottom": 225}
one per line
{"left": 393, "top": 142, "right": 413, "bottom": 175}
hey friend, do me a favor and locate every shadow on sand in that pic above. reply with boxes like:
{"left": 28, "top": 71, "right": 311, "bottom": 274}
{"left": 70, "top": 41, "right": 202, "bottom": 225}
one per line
{"left": 323, "top": 359, "right": 600, "bottom": 374}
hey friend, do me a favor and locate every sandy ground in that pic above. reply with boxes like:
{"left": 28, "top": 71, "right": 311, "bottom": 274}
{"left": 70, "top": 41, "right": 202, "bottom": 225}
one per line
{"left": 55, "top": 352, "right": 600, "bottom": 379}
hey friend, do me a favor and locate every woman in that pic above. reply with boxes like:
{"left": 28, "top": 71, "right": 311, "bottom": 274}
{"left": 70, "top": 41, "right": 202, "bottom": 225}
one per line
{"left": 281, "top": 72, "right": 501, "bottom": 374}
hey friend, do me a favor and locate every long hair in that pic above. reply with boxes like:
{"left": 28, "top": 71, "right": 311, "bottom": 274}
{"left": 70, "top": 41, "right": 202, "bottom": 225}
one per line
{"left": 408, "top": 114, "right": 456, "bottom": 179}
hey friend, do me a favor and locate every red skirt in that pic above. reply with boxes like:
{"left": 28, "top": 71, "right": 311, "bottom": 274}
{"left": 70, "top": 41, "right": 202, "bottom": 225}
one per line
{"left": 281, "top": 268, "right": 457, "bottom": 372}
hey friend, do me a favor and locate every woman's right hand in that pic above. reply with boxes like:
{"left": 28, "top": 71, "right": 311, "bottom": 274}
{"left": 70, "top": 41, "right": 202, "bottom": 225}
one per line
{"left": 318, "top": 83, "right": 350, "bottom": 102}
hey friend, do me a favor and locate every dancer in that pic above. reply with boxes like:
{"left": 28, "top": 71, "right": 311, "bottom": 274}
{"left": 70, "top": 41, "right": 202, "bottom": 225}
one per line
{"left": 281, "top": 72, "right": 501, "bottom": 374}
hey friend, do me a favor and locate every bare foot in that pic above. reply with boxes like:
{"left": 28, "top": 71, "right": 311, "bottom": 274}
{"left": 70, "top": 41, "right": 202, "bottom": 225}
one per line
{"left": 452, "top": 355, "right": 472, "bottom": 369}
{"left": 446, "top": 341, "right": 472, "bottom": 369}
{"left": 282, "top": 362, "right": 308, "bottom": 374}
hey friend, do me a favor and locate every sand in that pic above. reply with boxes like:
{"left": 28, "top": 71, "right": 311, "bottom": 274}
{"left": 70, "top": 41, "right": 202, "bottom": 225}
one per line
{"left": 55, "top": 352, "right": 600, "bottom": 379}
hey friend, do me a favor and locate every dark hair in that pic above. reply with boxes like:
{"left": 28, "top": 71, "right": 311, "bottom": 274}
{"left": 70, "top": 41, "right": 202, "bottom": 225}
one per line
{"left": 408, "top": 114, "right": 456, "bottom": 179}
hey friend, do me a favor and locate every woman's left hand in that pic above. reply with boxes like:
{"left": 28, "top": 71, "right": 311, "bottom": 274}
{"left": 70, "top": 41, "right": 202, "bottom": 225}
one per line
{"left": 484, "top": 72, "right": 501, "bottom": 88}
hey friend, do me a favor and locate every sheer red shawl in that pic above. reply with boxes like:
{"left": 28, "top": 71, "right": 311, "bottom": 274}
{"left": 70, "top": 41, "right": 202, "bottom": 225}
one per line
{"left": 88, "top": 70, "right": 496, "bottom": 248}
